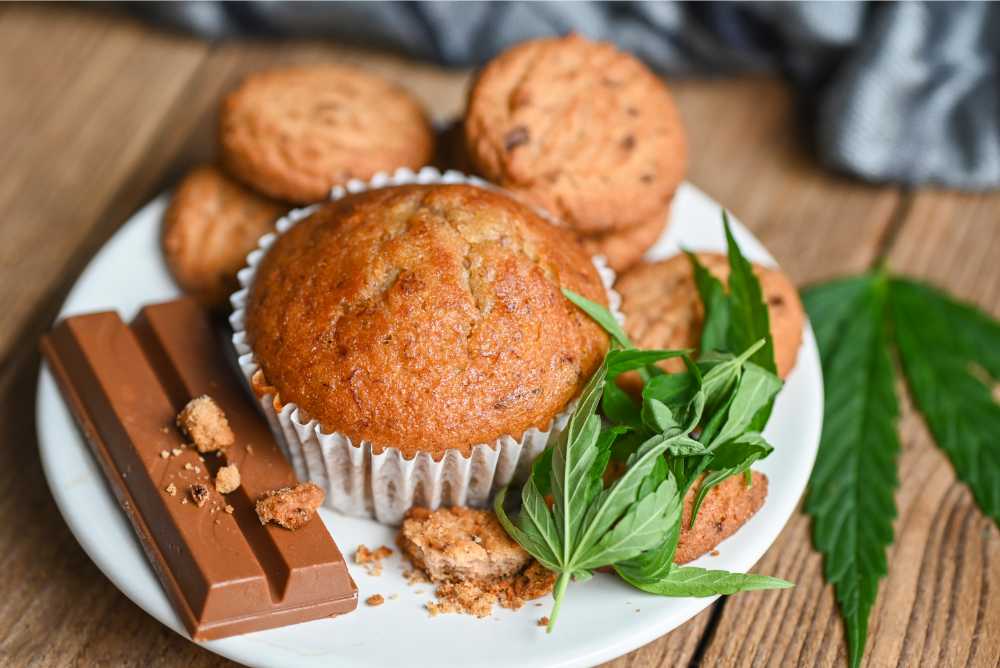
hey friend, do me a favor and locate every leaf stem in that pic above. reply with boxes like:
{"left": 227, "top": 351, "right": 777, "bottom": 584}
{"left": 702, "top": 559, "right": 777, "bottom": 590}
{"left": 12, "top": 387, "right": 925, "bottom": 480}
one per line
{"left": 546, "top": 572, "right": 572, "bottom": 633}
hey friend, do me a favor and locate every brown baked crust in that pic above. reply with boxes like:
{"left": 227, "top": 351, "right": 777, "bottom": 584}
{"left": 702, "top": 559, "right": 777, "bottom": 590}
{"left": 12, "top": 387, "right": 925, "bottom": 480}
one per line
{"left": 675, "top": 471, "right": 768, "bottom": 564}
{"left": 579, "top": 206, "right": 670, "bottom": 272}
{"left": 220, "top": 65, "right": 435, "bottom": 203}
{"left": 616, "top": 252, "right": 804, "bottom": 394}
{"left": 399, "top": 506, "right": 531, "bottom": 582}
{"left": 162, "top": 165, "right": 284, "bottom": 307}
{"left": 464, "top": 34, "right": 686, "bottom": 234}
{"left": 245, "top": 183, "right": 609, "bottom": 457}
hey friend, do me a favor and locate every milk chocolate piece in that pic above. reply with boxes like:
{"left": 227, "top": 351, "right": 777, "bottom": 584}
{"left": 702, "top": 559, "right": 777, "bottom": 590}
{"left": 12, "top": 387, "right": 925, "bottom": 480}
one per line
{"left": 41, "top": 299, "right": 357, "bottom": 640}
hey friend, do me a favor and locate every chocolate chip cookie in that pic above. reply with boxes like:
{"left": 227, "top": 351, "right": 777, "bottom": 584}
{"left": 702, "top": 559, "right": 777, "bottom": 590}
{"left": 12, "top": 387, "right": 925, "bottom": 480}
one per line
{"left": 162, "top": 165, "right": 284, "bottom": 307}
{"left": 465, "top": 34, "right": 686, "bottom": 234}
{"left": 220, "top": 65, "right": 435, "bottom": 203}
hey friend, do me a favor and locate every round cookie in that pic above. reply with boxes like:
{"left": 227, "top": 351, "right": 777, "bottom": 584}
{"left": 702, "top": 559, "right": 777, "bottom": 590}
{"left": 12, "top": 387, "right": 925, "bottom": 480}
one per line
{"left": 616, "top": 253, "right": 804, "bottom": 392}
{"left": 221, "top": 65, "right": 435, "bottom": 203}
{"left": 162, "top": 165, "right": 285, "bottom": 307}
{"left": 579, "top": 208, "right": 670, "bottom": 272}
{"left": 465, "top": 34, "right": 686, "bottom": 234}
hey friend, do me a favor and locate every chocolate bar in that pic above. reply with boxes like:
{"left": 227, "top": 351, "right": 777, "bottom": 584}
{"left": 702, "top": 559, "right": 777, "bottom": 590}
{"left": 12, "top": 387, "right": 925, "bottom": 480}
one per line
{"left": 41, "top": 298, "right": 357, "bottom": 640}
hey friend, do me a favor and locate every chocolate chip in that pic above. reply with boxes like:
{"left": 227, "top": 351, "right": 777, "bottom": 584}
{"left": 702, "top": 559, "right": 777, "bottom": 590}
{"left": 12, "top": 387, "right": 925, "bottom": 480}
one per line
{"left": 626, "top": 106, "right": 639, "bottom": 117}
{"left": 621, "top": 135, "right": 636, "bottom": 151}
{"left": 640, "top": 174, "right": 655, "bottom": 183}
{"left": 504, "top": 125, "right": 530, "bottom": 151}
{"left": 768, "top": 295, "right": 785, "bottom": 307}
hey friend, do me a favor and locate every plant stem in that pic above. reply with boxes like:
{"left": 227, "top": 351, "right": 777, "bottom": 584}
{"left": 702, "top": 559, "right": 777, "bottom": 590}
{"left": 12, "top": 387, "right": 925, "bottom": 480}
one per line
{"left": 546, "top": 572, "right": 572, "bottom": 633}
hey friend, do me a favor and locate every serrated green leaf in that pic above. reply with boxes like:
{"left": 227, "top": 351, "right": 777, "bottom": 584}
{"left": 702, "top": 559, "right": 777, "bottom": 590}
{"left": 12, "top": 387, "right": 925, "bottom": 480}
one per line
{"left": 606, "top": 348, "right": 690, "bottom": 378}
{"left": 689, "top": 433, "right": 773, "bottom": 524}
{"left": 803, "top": 273, "right": 899, "bottom": 668}
{"left": 631, "top": 566, "right": 793, "bottom": 596}
{"left": 577, "top": 478, "right": 679, "bottom": 570}
{"left": 890, "top": 278, "right": 1000, "bottom": 525}
{"left": 686, "top": 250, "right": 731, "bottom": 354}
{"left": 708, "top": 363, "right": 782, "bottom": 448}
{"left": 562, "top": 288, "right": 631, "bottom": 348}
{"left": 723, "top": 211, "right": 777, "bottom": 375}
{"left": 551, "top": 412, "right": 602, "bottom": 559}
{"left": 614, "top": 472, "right": 684, "bottom": 586}
{"left": 494, "top": 486, "right": 560, "bottom": 572}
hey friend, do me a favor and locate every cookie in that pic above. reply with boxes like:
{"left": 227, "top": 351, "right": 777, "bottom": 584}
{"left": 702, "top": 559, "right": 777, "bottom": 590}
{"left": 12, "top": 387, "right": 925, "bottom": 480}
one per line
{"left": 220, "top": 65, "right": 435, "bottom": 203}
{"left": 616, "top": 252, "right": 804, "bottom": 392}
{"left": 579, "top": 207, "right": 670, "bottom": 272}
{"left": 465, "top": 34, "right": 686, "bottom": 234}
{"left": 162, "top": 165, "right": 284, "bottom": 307}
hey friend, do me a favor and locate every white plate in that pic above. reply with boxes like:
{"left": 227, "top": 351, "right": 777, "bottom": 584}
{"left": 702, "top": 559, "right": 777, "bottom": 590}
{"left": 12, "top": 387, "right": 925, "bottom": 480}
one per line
{"left": 36, "top": 182, "right": 822, "bottom": 668}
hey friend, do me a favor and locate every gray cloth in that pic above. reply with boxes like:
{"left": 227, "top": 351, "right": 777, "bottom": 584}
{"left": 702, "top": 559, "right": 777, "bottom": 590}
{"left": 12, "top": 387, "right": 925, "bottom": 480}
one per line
{"left": 137, "top": 1, "right": 1000, "bottom": 190}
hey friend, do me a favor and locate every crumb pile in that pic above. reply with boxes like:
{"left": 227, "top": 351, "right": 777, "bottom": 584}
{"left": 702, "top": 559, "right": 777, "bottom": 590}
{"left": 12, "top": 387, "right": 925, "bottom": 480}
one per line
{"left": 255, "top": 482, "right": 325, "bottom": 530}
{"left": 398, "top": 507, "right": 555, "bottom": 618}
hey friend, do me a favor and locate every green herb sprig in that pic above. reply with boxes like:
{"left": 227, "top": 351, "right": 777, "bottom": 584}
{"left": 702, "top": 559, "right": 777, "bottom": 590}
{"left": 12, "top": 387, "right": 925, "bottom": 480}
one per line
{"left": 495, "top": 212, "right": 793, "bottom": 633}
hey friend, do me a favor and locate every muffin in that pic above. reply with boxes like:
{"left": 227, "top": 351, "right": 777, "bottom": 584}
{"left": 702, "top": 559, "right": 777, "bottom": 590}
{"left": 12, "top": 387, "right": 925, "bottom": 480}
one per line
{"left": 232, "top": 169, "right": 616, "bottom": 523}
{"left": 220, "top": 65, "right": 435, "bottom": 203}
{"left": 616, "top": 252, "right": 805, "bottom": 394}
{"left": 464, "top": 34, "right": 686, "bottom": 235}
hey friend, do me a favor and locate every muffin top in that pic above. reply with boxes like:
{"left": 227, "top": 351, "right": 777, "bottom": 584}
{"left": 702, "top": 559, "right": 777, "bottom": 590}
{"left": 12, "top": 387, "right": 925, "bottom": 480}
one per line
{"left": 464, "top": 34, "right": 686, "bottom": 234}
{"left": 220, "top": 65, "right": 435, "bottom": 204}
{"left": 245, "top": 184, "right": 609, "bottom": 458}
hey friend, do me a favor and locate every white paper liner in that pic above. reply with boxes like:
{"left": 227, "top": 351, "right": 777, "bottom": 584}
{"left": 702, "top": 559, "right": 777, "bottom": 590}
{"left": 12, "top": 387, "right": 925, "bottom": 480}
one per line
{"left": 230, "top": 167, "right": 623, "bottom": 525}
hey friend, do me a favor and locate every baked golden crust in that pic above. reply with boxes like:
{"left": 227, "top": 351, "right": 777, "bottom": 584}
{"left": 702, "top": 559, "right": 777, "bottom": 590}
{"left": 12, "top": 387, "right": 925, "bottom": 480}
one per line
{"left": 616, "top": 252, "right": 805, "bottom": 394}
{"left": 220, "top": 65, "right": 435, "bottom": 203}
{"left": 162, "top": 165, "right": 284, "bottom": 307}
{"left": 245, "top": 184, "right": 609, "bottom": 458}
{"left": 579, "top": 207, "right": 670, "bottom": 272}
{"left": 465, "top": 34, "right": 686, "bottom": 234}
{"left": 675, "top": 471, "right": 768, "bottom": 564}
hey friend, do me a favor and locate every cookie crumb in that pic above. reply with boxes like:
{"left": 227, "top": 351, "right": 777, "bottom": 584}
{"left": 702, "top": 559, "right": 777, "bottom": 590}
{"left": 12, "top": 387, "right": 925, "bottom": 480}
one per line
{"left": 224, "top": 504, "right": 234, "bottom": 514}
{"left": 181, "top": 498, "right": 188, "bottom": 505}
{"left": 710, "top": 549, "right": 720, "bottom": 557}
{"left": 255, "top": 482, "right": 324, "bottom": 530}
{"left": 172, "top": 448, "right": 183, "bottom": 457}
{"left": 159, "top": 450, "right": 170, "bottom": 459}
{"left": 246, "top": 444, "right": 254, "bottom": 454}
{"left": 176, "top": 395, "right": 234, "bottom": 453}
{"left": 189, "top": 483, "right": 210, "bottom": 507}
{"left": 184, "top": 462, "right": 194, "bottom": 471}
{"left": 403, "top": 568, "right": 430, "bottom": 585}
{"left": 160, "top": 426, "right": 170, "bottom": 434}
{"left": 215, "top": 464, "right": 240, "bottom": 494}
{"left": 165, "top": 483, "right": 177, "bottom": 496}
{"left": 538, "top": 616, "right": 549, "bottom": 627}
{"left": 355, "top": 544, "right": 393, "bottom": 576}
{"left": 365, "top": 594, "right": 385, "bottom": 607}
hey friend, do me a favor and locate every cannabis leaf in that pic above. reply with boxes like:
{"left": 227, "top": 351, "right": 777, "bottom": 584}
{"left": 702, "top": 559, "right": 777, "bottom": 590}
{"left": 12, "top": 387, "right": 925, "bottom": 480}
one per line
{"left": 627, "top": 566, "right": 793, "bottom": 597}
{"left": 890, "top": 278, "right": 1000, "bottom": 524}
{"left": 803, "top": 272, "right": 900, "bottom": 668}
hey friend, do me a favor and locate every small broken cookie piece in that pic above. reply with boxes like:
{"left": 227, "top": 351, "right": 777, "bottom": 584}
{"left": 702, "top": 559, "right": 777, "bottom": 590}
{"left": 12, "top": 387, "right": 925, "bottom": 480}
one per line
{"left": 399, "top": 506, "right": 531, "bottom": 583}
{"left": 255, "top": 482, "right": 325, "bottom": 530}
{"left": 176, "top": 395, "right": 234, "bottom": 453}
{"left": 188, "top": 483, "right": 210, "bottom": 508}
{"left": 674, "top": 471, "right": 769, "bottom": 564}
{"left": 214, "top": 463, "right": 241, "bottom": 494}
{"left": 354, "top": 544, "right": 393, "bottom": 576}
{"left": 365, "top": 594, "right": 385, "bottom": 607}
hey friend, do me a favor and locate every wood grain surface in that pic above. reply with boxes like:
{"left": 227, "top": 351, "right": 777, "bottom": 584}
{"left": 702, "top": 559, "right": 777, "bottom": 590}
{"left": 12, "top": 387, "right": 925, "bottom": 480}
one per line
{"left": 0, "top": 5, "right": 996, "bottom": 667}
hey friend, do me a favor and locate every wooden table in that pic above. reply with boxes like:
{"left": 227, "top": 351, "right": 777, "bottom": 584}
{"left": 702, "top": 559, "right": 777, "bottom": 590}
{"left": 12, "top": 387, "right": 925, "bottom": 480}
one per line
{"left": 1, "top": 6, "right": 997, "bottom": 667}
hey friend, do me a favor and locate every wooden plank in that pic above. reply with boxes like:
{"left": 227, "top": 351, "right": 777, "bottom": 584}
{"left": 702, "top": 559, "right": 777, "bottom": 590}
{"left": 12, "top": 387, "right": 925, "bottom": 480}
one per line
{"left": 0, "top": 5, "right": 208, "bottom": 364}
{"left": 696, "top": 191, "right": 1000, "bottom": 667}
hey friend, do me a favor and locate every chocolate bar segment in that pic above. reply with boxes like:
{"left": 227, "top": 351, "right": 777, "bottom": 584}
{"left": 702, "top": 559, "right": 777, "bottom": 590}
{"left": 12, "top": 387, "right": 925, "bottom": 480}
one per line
{"left": 42, "top": 303, "right": 357, "bottom": 640}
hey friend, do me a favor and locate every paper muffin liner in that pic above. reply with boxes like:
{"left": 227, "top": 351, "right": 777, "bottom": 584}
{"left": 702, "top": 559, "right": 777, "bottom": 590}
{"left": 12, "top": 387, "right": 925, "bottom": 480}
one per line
{"left": 230, "top": 167, "right": 623, "bottom": 525}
